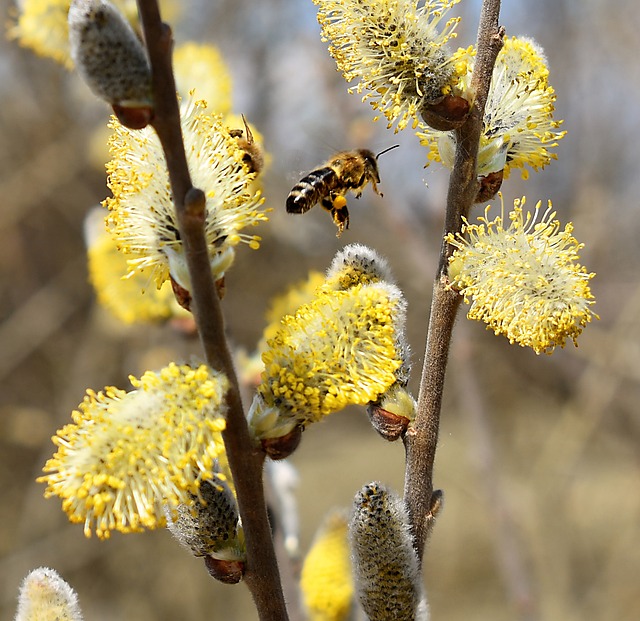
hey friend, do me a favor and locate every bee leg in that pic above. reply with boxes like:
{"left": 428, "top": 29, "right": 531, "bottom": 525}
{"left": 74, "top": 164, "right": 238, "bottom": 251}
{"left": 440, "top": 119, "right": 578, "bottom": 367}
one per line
{"left": 331, "top": 195, "right": 349, "bottom": 237}
{"left": 370, "top": 179, "right": 382, "bottom": 197}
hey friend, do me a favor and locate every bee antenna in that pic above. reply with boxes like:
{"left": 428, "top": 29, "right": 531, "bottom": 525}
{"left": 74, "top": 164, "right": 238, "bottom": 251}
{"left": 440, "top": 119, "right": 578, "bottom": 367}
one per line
{"left": 240, "top": 113, "right": 254, "bottom": 143}
{"left": 375, "top": 144, "right": 400, "bottom": 159}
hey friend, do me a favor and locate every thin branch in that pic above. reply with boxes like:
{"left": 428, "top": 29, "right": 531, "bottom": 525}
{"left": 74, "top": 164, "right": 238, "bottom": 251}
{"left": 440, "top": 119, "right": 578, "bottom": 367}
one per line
{"left": 135, "top": 2, "right": 289, "bottom": 619}
{"left": 403, "top": 0, "right": 504, "bottom": 559}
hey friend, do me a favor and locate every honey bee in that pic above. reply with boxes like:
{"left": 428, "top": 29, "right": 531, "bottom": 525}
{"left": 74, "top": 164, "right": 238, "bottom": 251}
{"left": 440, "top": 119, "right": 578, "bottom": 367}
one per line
{"left": 286, "top": 145, "right": 398, "bottom": 236}
{"left": 229, "top": 114, "right": 264, "bottom": 175}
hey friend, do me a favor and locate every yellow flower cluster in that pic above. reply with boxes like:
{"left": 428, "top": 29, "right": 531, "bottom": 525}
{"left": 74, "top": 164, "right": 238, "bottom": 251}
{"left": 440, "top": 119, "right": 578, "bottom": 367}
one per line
{"left": 259, "top": 243, "right": 392, "bottom": 352}
{"left": 248, "top": 245, "right": 408, "bottom": 440}
{"left": 104, "top": 97, "right": 267, "bottom": 292}
{"left": 8, "top": 0, "right": 76, "bottom": 68}
{"left": 447, "top": 197, "right": 597, "bottom": 354}
{"left": 85, "top": 210, "right": 189, "bottom": 324}
{"left": 300, "top": 512, "right": 354, "bottom": 621}
{"left": 314, "top": 0, "right": 462, "bottom": 131}
{"left": 40, "top": 363, "right": 229, "bottom": 538}
{"left": 173, "top": 43, "right": 233, "bottom": 116}
{"left": 84, "top": 42, "right": 262, "bottom": 323}
{"left": 420, "top": 36, "right": 566, "bottom": 179}
{"left": 261, "top": 271, "right": 326, "bottom": 348}
{"left": 260, "top": 284, "right": 404, "bottom": 420}
{"left": 233, "top": 272, "right": 325, "bottom": 390}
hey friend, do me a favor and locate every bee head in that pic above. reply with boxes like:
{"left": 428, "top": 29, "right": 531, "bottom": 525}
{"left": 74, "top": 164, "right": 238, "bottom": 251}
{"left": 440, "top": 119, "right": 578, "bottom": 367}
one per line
{"left": 358, "top": 149, "right": 381, "bottom": 183}
{"left": 359, "top": 145, "right": 399, "bottom": 183}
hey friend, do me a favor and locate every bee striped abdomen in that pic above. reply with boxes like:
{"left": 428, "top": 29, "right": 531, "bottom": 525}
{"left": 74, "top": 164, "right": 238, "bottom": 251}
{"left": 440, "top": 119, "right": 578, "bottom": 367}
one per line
{"left": 286, "top": 167, "right": 338, "bottom": 214}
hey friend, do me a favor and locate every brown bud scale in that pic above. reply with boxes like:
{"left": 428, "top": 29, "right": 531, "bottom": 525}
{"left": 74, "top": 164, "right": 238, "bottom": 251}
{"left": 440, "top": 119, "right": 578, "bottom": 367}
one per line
{"left": 367, "top": 404, "right": 410, "bottom": 441}
{"left": 475, "top": 170, "right": 504, "bottom": 203}
{"left": 170, "top": 275, "right": 192, "bottom": 311}
{"left": 261, "top": 425, "right": 303, "bottom": 460}
{"left": 204, "top": 556, "right": 244, "bottom": 584}
{"left": 112, "top": 104, "right": 154, "bottom": 130}
{"left": 421, "top": 95, "right": 470, "bottom": 131}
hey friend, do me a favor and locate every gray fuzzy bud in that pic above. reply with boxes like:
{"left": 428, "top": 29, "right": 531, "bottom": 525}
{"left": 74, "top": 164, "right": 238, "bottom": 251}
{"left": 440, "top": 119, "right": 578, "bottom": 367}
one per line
{"left": 166, "top": 479, "right": 243, "bottom": 560}
{"left": 325, "top": 243, "right": 394, "bottom": 290}
{"left": 68, "top": 0, "right": 152, "bottom": 107}
{"left": 15, "top": 567, "right": 84, "bottom": 621}
{"left": 349, "top": 482, "right": 426, "bottom": 621}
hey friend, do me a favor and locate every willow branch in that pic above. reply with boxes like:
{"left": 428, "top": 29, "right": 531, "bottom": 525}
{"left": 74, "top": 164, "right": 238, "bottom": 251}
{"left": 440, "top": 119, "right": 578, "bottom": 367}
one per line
{"left": 136, "top": 2, "right": 288, "bottom": 619}
{"left": 403, "top": 0, "right": 504, "bottom": 560}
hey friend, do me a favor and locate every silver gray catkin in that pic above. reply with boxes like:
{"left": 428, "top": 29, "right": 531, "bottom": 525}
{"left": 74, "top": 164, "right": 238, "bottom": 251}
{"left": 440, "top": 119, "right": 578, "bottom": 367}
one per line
{"left": 68, "top": 0, "right": 152, "bottom": 109}
{"left": 349, "top": 482, "right": 428, "bottom": 621}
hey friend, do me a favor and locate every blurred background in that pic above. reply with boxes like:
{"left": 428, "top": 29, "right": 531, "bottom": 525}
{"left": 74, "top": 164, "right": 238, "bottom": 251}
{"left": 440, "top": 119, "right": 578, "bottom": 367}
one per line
{"left": 1, "top": 0, "right": 638, "bottom": 619}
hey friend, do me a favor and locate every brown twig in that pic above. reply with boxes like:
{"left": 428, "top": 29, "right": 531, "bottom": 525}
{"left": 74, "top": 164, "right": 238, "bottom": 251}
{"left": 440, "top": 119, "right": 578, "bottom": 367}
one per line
{"left": 403, "top": 0, "right": 505, "bottom": 559}
{"left": 135, "top": 2, "right": 288, "bottom": 619}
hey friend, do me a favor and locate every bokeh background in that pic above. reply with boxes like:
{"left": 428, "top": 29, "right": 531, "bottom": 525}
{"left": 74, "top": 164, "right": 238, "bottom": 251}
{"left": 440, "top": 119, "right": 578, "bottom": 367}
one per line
{"left": 1, "top": 0, "right": 638, "bottom": 619}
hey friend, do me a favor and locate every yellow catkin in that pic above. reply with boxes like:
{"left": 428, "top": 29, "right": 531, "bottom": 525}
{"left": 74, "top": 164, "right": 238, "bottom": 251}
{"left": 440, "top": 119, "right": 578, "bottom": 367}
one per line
{"left": 447, "top": 197, "right": 597, "bottom": 354}
{"left": 301, "top": 513, "right": 354, "bottom": 621}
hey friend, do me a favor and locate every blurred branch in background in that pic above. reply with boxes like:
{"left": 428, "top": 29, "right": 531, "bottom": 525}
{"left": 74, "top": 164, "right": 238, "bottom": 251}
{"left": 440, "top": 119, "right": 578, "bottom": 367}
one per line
{"left": 454, "top": 325, "right": 537, "bottom": 621}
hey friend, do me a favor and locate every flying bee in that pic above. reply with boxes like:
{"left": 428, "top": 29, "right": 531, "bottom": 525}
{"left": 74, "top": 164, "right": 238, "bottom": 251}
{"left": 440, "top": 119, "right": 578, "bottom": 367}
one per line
{"left": 286, "top": 145, "right": 399, "bottom": 236}
{"left": 229, "top": 114, "right": 264, "bottom": 175}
